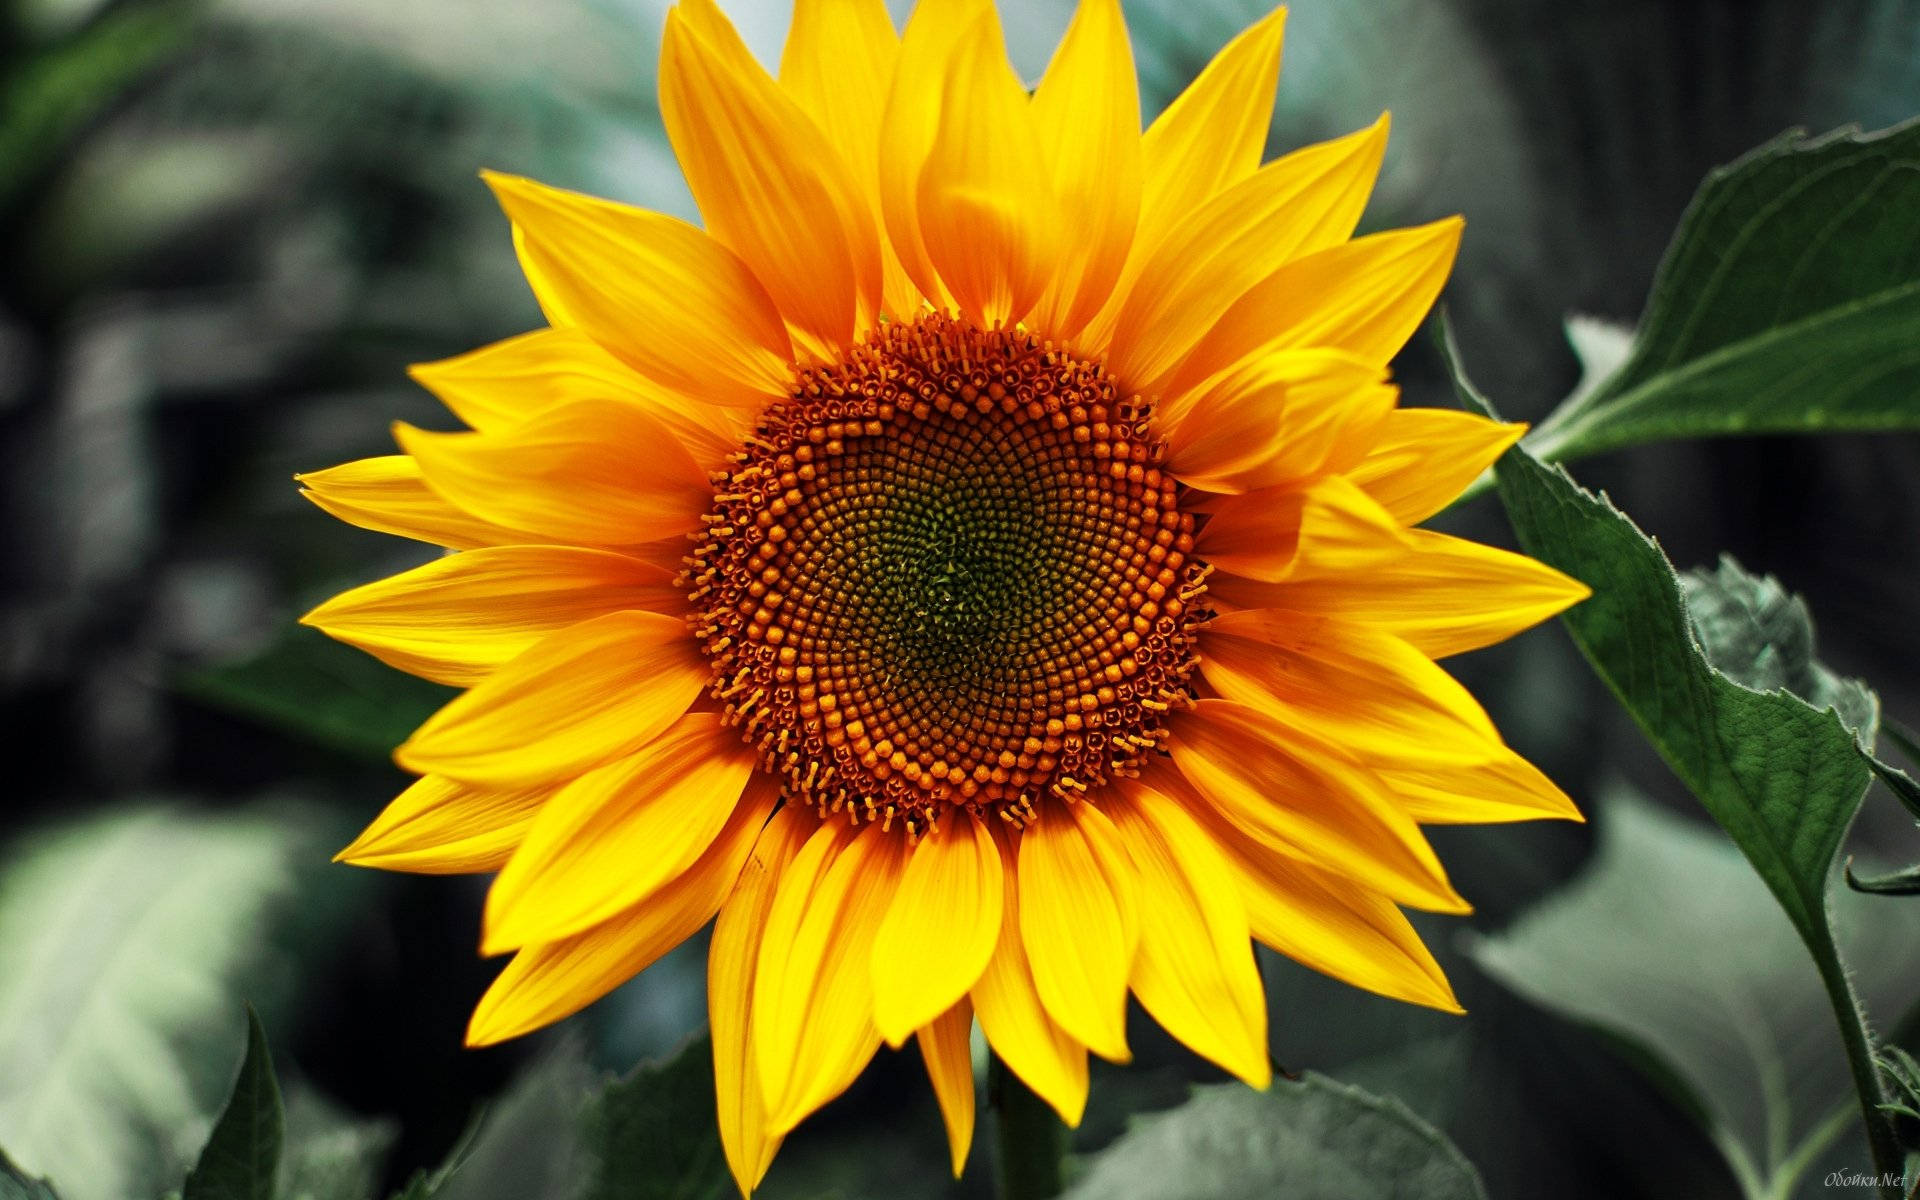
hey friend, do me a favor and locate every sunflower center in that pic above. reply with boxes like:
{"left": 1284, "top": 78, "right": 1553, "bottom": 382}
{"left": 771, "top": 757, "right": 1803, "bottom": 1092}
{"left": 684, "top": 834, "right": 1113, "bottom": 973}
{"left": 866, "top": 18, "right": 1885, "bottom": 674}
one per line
{"left": 685, "top": 314, "right": 1207, "bottom": 836}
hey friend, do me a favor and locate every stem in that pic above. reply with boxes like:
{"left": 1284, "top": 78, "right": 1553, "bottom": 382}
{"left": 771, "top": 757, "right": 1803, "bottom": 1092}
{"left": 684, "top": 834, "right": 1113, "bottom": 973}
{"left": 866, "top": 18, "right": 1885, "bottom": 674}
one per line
{"left": 991, "top": 1054, "right": 1068, "bottom": 1200}
{"left": 1813, "top": 943, "right": 1907, "bottom": 1198}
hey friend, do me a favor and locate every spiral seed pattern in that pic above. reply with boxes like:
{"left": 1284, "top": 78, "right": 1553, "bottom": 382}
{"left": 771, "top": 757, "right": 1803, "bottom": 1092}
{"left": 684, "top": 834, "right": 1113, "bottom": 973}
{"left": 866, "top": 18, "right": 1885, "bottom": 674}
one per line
{"left": 684, "top": 314, "right": 1208, "bottom": 837}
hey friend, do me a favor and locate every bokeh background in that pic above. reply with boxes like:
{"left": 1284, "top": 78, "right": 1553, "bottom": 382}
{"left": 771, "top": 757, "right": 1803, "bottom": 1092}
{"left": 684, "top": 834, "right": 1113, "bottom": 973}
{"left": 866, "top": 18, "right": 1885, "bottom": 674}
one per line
{"left": 5, "top": 1, "right": 1920, "bottom": 1197}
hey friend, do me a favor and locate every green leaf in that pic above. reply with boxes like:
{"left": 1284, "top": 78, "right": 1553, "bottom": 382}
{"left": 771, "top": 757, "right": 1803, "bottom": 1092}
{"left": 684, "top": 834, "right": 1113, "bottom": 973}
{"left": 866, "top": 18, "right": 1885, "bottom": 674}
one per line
{"left": 0, "top": 1150, "right": 61, "bottom": 1200}
{"left": 180, "top": 627, "right": 453, "bottom": 762}
{"left": 1470, "top": 795, "right": 1920, "bottom": 1199}
{"left": 0, "top": 4, "right": 195, "bottom": 212}
{"left": 0, "top": 805, "right": 336, "bottom": 1200}
{"left": 1057, "top": 1076, "right": 1487, "bottom": 1200}
{"left": 1444, "top": 322, "right": 1909, "bottom": 1185}
{"left": 1449, "top": 332, "right": 1872, "bottom": 967}
{"left": 394, "top": 1042, "right": 593, "bottom": 1200}
{"left": 276, "top": 1084, "right": 395, "bottom": 1200}
{"left": 1679, "top": 557, "right": 1880, "bottom": 740}
{"left": 579, "top": 1033, "right": 729, "bottom": 1200}
{"left": 183, "top": 1010, "right": 284, "bottom": 1200}
{"left": 1526, "top": 118, "right": 1920, "bottom": 462}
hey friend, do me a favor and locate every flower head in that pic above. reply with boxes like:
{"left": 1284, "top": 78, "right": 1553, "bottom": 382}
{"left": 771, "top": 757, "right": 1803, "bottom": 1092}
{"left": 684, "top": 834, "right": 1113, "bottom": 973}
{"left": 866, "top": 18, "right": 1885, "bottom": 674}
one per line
{"left": 301, "top": 0, "right": 1588, "bottom": 1190}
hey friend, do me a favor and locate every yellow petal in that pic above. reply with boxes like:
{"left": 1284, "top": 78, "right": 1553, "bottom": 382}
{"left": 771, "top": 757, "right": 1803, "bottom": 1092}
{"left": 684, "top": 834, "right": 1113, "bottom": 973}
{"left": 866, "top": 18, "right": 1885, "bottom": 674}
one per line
{"left": 780, "top": 0, "right": 918, "bottom": 320}
{"left": 396, "top": 609, "right": 707, "bottom": 787}
{"left": 1079, "top": 6, "right": 1285, "bottom": 351}
{"left": 464, "top": 777, "right": 777, "bottom": 1046}
{"left": 918, "top": 999, "right": 977, "bottom": 1177}
{"left": 1170, "top": 699, "right": 1467, "bottom": 913}
{"left": 1138, "top": 6, "right": 1284, "bottom": 235}
{"left": 754, "top": 820, "right": 903, "bottom": 1135}
{"left": 1155, "top": 763, "right": 1460, "bottom": 1013}
{"left": 711, "top": 805, "right": 813, "bottom": 1195}
{"left": 662, "top": 0, "right": 880, "bottom": 357}
{"left": 395, "top": 400, "right": 710, "bottom": 547}
{"left": 878, "top": 0, "right": 992, "bottom": 313}
{"left": 871, "top": 813, "right": 1003, "bottom": 1047}
{"left": 1110, "top": 116, "right": 1387, "bottom": 394}
{"left": 1168, "top": 216, "right": 1463, "bottom": 397}
{"left": 1016, "top": 798, "right": 1137, "bottom": 1063}
{"left": 1383, "top": 754, "right": 1584, "bottom": 825}
{"left": 335, "top": 774, "right": 547, "bottom": 874}
{"left": 1212, "top": 528, "right": 1592, "bottom": 659}
{"left": 971, "top": 835, "right": 1089, "bottom": 1127}
{"left": 297, "top": 455, "right": 521, "bottom": 550}
{"left": 916, "top": 13, "right": 1060, "bottom": 326}
{"left": 301, "top": 546, "right": 680, "bottom": 687}
{"left": 1160, "top": 350, "right": 1394, "bottom": 495}
{"left": 1027, "top": 0, "right": 1140, "bottom": 340}
{"left": 511, "top": 222, "right": 578, "bottom": 328}
{"left": 483, "top": 171, "right": 793, "bottom": 408}
{"left": 1109, "top": 779, "right": 1270, "bottom": 1088}
{"left": 1199, "top": 609, "right": 1504, "bottom": 766}
{"left": 481, "top": 714, "right": 760, "bottom": 954}
{"left": 1346, "top": 408, "right": 1526, "bottom": 525}
{"left": 408, "top": 327, "right": 744, "bottom": 466}
{"left": 1197, "top": 475, "right": 1409, "bottom": 584}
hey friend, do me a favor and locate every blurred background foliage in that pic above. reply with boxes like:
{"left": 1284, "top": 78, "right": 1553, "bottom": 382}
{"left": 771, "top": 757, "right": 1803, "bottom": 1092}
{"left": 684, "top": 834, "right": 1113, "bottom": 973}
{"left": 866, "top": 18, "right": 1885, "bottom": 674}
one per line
{"left": 3, "top": 0, "right": 1919, "bottom": 1197}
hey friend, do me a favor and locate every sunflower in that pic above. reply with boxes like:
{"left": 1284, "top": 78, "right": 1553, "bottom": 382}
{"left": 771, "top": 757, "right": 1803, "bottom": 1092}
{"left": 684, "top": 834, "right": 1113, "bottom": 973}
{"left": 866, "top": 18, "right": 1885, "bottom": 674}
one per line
{"left": 300, "top": 0, "right": 1587, "bottom": 1190}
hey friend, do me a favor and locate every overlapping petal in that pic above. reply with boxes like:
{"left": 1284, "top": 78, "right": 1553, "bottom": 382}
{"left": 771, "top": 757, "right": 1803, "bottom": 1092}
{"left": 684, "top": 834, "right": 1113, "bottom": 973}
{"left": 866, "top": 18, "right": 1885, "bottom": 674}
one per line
{"left": 396, "top": 610, "right": 707, "bottom": 786}
{"left": 663, "top": 0, "right": 881, "bottom": 356}
{"left": 481, "top": 714, "right": 762, "bottom": 953}
{"left": 295, "top": 456, "right": 522, "bottom": 550}
{"left": 712, "top": 805, "right": 813, "bottom": 1195}
{"left": 1346, "top": 407, "right": 1527, "bottom": 525}
{"left": 1017, "top": 798, "right": 1138, "bottom": 1063}
{"left": 1161, "top": 351, "right": 1394, "bottom": 494}
{"left": 1197, "top": 475, "right": 1410, "bottom": 584}
{"left": 1028, "top": 0, "right": 1140, "bottom": 340}
{"left": 971, "top": 835, "right": 1090, "bottom": 1126}
{"left": 409, "top": 327, "right": 744, "bottom": 465}
{"left": 464, "top": 778, "right": 778, "bottom": 1045}
{"left": 484, "top": 171, "right": 793, "bottom": 407}
{"left": 1212, "top": 527, "right": 1591, "bottom": 658}
{"left": 919, "top": 1000, "right": 977, "bottom": 1177}
{"left": 1168, "top": 216, "right": 1464, "bottom": 396}
{"left": 1109, "top": 116, "right": 1387, "bottom": 393}
{"left": 301, "top": 546, "right": 679, "bottom": 687}
{"left": 872, "top": 813, "right": 1003, "bottom": 1046}
{"left": 914, "top": 12, "right": 1061, "bottom": 325}
{"left": 753, "top": 821, "right": 905, "bottom": 1135}
{"left": 780, "top": 0, "right": 918, "bottom": 318}
{"left": 335, "top": 774, "right": 547, "bottom": 875}
{"left": 396, "top": 400, "right": 711, "bottom": 547}
{"left": 1198, "top": 609, "right": 1505, "bottom": 766}
{"left": 1171, "top": 699, "right": 1467, "bottom": 913}
{"left": 1109, "top": 779, "right": 1270, "bottom": 1088}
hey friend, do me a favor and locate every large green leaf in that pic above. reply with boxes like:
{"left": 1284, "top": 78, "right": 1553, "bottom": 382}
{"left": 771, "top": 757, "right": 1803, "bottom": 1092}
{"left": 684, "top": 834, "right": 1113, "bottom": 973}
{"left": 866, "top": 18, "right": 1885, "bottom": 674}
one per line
{"left": 183, "top": 1010, "right": 284, "bottom": 1200}
{"left": 1057, "top": 1076, "right": 1486, "bottom": 1200}
{"left": 0, "top": 805, "right": 334, "bottom": 1200}
{"left": 180, "top": 628, "right": 452, "bottom": 762}
{"left": 276, "top": 1084, "right": 394, "bottom": 1200}
{"left": 386, "top": 1036, "right": 745, "bottom": 1200}
{"left": 579, "top": 1034, "right": 729, "bottom": 1200}
{"left": 1679, "top": 558, "right": 1879, "bottom": 741}
{"left": 0, "top": 4, "right": 195, "bottom": 213}
{"left": 0, "top": 1151, "right": 60, "bottom": 1200}
{"left": 1526, "top": 118, "right": 1920, "bottom": 462}
{"left": 1471, "top": 795, "right": 1920, "bottom": 1200}
{"left": 393, "top": 1042, "right": 593, "bottom": 1200}
{"left": 1446, "top": 327, "right": 1906, "bottom": 1184}
{"left": 1451, "top": 333, "right": 1875, "bottom": 964}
